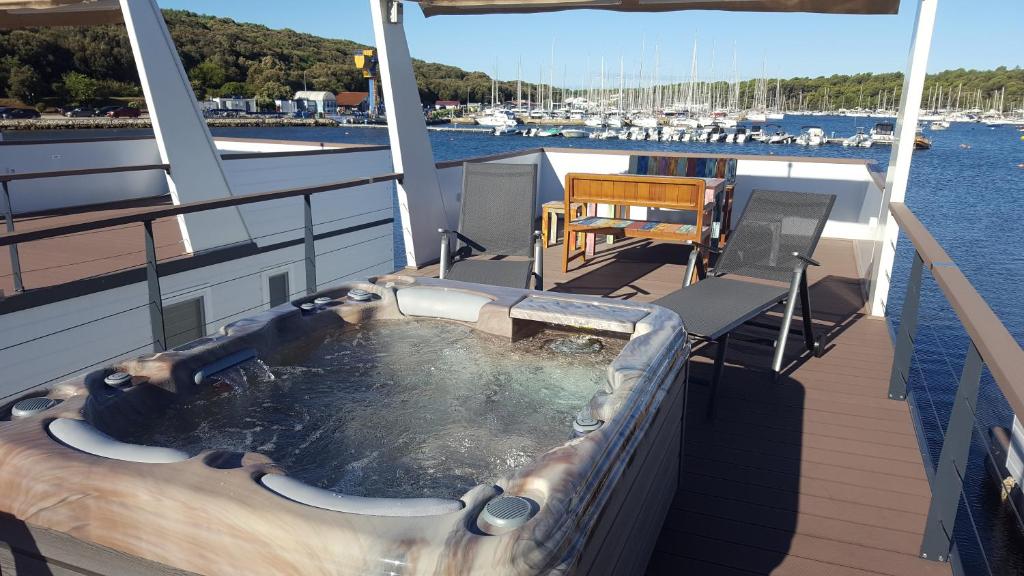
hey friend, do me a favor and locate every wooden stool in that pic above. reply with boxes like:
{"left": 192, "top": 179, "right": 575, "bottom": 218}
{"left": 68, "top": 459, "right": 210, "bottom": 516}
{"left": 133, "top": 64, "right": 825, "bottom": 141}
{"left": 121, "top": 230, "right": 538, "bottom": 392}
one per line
{"left": 541, "top": 201, "right": 584, "bottom": 247}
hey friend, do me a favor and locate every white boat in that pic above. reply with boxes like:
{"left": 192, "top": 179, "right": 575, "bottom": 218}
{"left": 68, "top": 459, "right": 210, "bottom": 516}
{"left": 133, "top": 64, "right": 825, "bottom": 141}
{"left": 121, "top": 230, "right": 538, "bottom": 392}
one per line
{"left": 670, "top": 117, "right": 700, "bottom": 128}
{"left": 584, "top": 116, "right": 605, "bottom": 128}
{"left": 606, "top": 116, "right": 624, "bottom": 128}
{"left": 765, "top": 124, "right": 793, "bottom": 144}
{"left": 560, "top": 128, "right": 588, "bottom": 139}
{"left": 746, "top": 112, "right": 767, "bottom": 123}
{"left": 929, "top": 120, "right": 950, "bottom": 130}
{"left": 767, "top": 112, "right": 785, "bottom": 121}
{"left": 795, "top": 126, "right": 828, "bottom": 146}
{"left": 727, "top": 127, "right": 749, "bottom": 144}
{"left": 843, "top": 128, "right": 874, "bottom": 147}
{"left": 870, "top": 122, "right": 895, "bottom": 144}
{"left": 476, "top": 110, "right": 517, "bottom": 128}
{"left": 630, "top": 116, "right": 659, "bottom": 129}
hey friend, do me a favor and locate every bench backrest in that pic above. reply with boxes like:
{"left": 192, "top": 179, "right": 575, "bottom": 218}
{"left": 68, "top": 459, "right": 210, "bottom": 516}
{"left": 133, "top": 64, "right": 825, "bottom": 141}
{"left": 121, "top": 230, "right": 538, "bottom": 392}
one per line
{"left": 628, "top": 155, "right": 737, "bottom": 183}
{"left": 565, "top": 173, "right": 707, "bottom": 211}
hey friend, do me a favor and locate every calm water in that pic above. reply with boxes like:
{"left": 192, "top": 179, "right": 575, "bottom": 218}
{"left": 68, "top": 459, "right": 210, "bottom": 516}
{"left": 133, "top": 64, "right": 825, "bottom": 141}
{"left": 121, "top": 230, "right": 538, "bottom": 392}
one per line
{"left": 116, "top": 320, "right": 623, "bottom": 500}
{"left": 13, "top": 118, "right": 1022, "bottom": 572}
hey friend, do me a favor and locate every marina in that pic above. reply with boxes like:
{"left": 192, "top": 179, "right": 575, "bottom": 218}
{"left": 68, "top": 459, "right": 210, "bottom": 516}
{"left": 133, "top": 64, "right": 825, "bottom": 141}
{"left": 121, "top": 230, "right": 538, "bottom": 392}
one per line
{"left": 0, "top": 1, "right": 1022, "bottom": 575}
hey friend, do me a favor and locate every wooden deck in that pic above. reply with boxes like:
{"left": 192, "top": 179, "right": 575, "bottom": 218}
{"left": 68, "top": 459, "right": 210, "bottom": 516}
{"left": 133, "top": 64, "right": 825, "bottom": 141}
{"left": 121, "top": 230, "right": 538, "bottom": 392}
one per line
{"left": 415, "top": 236, "right": 948, "bottom": 576}
{"left": 0, "top": 196, "right": 185, "bottom": 295}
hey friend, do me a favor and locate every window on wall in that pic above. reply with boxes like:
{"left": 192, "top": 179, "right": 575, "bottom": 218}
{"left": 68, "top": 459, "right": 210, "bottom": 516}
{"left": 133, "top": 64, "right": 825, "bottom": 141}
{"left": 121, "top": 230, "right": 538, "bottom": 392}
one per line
{"left": 268, "top": 272, "right": 289, "bottom": 307}
{"left": 164, "top": 297, "right": 205, "bottom": 349}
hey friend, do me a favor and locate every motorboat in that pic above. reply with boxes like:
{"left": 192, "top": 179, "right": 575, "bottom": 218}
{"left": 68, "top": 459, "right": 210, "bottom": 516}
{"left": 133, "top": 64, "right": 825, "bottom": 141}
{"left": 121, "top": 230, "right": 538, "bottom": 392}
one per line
{"left": 795, "top": 126, "right": 828, "bottom": 146}
{"left": 843, "top": 128, "right": 874, "bottom": 147}
{"left": 766, "top": 124, "right": 794, "bottom": 144}
{"left": 748, "top": 124, "right": 768, "bottom": 143}
{"left": 476, "top": 110, "right": 517, "bottom": 128}
{"left": 930, "top": 120, "right": 950, "bottom": 130}
{"left": 630, "top": 115, "right": 659, "bottom": 129}
{"left": 870, "top": 122, "right": 896, "bottom": 144}
{"left": 561, "top": 128, "right": 588, "bottom": 138}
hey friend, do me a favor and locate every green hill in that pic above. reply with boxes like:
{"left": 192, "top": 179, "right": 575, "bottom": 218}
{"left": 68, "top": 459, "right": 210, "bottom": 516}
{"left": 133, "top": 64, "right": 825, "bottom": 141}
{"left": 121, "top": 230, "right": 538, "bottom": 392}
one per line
{"left": 0, "top": 9, "right": 1021, "bottom": 112}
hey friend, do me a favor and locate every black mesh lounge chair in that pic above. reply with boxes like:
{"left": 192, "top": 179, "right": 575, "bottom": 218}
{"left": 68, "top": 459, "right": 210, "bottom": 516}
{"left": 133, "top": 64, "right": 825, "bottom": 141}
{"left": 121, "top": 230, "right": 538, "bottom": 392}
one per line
{"left": 438, "top": 162, "right": 543, "bottom": 290}
{"left": 654, "top": 190, "right": 836, "bottom": 411}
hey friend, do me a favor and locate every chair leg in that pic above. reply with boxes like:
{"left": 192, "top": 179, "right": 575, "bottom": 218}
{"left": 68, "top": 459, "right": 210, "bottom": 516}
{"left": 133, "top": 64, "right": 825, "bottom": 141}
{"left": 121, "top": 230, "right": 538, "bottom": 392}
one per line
{"left": 706, "top": 333, "right": 730, "bottom": 419}
{"left": 771, "top": 267, "right": 805, "bottom": 379}
{"left": 561, "top": 224, "right": 573, "bottom": 273}
{"left": 533, "top": 230, "right": 544, "bottom": 291}
{"left": 683, "top": 244, "right": 698, "bottom": 287}
{"left": 799, "top": 273, "right": 815, "bottom": 352}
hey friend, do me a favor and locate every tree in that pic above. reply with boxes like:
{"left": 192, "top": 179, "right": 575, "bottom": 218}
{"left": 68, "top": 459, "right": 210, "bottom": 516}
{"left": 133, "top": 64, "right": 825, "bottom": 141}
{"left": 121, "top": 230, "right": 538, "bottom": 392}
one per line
{"left": 215, "top": 81, "right": 248, "bottom": 97}
{"left": 62, "top": 71, "right": 99, "bottom": 103}
{"left": 190, "top": 59, "right": 226, "bottom": 97}
{"left": 245, "top": 56, "right": 285, "bottom": 94}
{"left": 7, "top": 64, "right": 42, "bottom": 103}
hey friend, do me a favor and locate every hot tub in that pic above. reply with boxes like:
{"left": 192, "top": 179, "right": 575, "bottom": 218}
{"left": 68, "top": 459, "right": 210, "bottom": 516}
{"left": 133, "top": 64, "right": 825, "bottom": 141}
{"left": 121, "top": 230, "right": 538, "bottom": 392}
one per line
{"left": 0, "top": 276, "right": 688, "bottom": 576}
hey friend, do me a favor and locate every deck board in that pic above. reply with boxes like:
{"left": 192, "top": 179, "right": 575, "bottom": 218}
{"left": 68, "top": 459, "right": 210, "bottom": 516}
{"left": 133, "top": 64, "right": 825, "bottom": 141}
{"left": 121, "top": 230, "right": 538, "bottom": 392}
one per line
{"left": 412, "top": 235, "right": 947, "bottom": 576}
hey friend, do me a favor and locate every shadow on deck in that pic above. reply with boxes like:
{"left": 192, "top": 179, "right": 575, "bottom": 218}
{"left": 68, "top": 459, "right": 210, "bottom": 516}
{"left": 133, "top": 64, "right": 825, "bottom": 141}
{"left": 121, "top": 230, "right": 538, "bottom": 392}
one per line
{"left": 414, "top": 236, "right": 948, "bottom": 576}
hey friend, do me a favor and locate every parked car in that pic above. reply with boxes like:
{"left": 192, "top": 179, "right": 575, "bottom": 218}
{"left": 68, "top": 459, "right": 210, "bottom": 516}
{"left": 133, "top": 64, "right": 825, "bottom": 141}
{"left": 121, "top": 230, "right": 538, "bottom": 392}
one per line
{"left": 1, "top": 108, "right": 41, "bottom": 119}
{"left": 64, "top": 107, "right": 97, "bottom": 118}
{"left": 106, "top": 107, "right": 141, "bottom": 118}
{"left": 94, "top": 105, "right": 121, "bottom": 117}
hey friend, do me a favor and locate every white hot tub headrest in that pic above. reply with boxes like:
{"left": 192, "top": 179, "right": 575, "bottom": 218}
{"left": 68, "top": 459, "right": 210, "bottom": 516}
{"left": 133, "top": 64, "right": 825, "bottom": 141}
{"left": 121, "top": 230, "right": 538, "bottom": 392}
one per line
{"left": 395, "top": 287, "right": 490, "bottom": 323}
{"left": 260, "top": 474, "right": 465, "bottom": 517}
{"left": 48, "top": 418, "right": 190, "bottom": 464}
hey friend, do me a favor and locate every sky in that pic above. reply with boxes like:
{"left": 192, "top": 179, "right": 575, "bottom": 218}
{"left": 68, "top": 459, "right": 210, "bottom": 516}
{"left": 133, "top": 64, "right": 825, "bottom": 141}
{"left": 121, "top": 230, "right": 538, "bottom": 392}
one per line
{"left": 158, "top": 1, "right": 1023, "bottom": 85}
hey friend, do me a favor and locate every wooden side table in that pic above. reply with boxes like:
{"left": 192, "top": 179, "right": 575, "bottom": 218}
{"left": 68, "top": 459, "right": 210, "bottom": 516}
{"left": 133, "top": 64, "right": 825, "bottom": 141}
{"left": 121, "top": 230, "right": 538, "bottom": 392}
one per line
{"left": 541, "top": 201, "right": 584, "bottom": 247}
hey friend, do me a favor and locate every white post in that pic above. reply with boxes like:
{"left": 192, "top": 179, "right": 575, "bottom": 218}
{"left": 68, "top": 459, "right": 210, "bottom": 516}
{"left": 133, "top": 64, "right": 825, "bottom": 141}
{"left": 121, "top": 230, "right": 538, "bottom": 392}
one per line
{"left": 120, "top": 0, "right": 250, "bottom": 254}
{"left": 867, "top": 0, "right": 938, "bottom": 317}
{"left": 369, "top": 0, "right": 447, "bottom": 268}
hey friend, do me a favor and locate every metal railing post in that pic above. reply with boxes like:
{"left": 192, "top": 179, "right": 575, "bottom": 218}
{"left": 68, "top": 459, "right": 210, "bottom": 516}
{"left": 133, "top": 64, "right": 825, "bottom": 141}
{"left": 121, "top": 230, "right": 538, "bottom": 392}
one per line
{"left": 919, "top": 342, "right": 984, "bottom": 562}
{"left": 1, "top": 181, "right": 24, "bottom": 293}
{"left": 144, "top": 220, "right": 166, "bottom": 352}
{"left": 889, "top": 251, "right": 924, "bottom": 400}
{"left": 303, "top": 194, "right": 316, "bottom": 295}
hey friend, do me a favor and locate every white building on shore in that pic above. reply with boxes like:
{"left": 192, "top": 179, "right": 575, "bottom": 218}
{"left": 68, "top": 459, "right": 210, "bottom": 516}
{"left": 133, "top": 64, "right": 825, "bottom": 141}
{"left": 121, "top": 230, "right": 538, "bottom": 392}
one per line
{"left": 294, "top": 91, "right": 337, "bottom": 115}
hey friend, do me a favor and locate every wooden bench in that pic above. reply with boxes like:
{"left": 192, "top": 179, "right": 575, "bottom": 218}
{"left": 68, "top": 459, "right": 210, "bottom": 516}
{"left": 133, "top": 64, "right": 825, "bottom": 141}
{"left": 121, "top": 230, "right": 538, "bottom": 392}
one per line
{"left": 627, "top": 155, "right": 738, "bottom": 246}
{"left": 561, "top": 173, "right": 716, "bottom": 272}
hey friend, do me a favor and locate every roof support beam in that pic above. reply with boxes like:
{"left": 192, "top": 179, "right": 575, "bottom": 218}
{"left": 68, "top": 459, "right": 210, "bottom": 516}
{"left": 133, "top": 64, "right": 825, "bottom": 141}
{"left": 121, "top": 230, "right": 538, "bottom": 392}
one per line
{"left": 119, "top": 0, "right": 250, "bottom": 254}
{"left": 867, "top": 0, "right": 937, "bottom": 317}
{"left": 370, "top": 0, "right": 447, "bottom": 267}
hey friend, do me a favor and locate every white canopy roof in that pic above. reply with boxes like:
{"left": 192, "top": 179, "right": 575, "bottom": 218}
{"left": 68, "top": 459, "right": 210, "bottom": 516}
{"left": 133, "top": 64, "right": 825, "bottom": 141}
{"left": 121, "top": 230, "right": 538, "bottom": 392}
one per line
{"left": 418, "top": 0, "right": 901, "bottom": 16}
{"left": 0, "top": 0, "right": 121, "bottom": 29}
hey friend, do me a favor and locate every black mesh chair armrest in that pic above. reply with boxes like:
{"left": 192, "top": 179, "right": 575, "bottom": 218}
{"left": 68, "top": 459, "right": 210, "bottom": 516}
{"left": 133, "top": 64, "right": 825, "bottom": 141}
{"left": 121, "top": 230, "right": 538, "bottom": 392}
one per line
{"left": 439, "top": 229, "right": 487, "bottom": 254}
{"left": 794, "top": 253, "right": 821, "bottom": 267}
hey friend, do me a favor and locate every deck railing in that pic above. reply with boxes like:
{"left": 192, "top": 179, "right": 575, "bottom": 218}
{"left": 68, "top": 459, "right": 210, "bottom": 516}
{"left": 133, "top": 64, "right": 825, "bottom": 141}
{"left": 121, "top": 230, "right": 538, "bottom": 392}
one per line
{"left": 888, "top": 202, "right": 1024, "bottom": 570}
{"left": 0, "top": 170, "right": 400, "bottom": 353}
{"left": 0, "top": 163, "right": 171, "bottom": 293}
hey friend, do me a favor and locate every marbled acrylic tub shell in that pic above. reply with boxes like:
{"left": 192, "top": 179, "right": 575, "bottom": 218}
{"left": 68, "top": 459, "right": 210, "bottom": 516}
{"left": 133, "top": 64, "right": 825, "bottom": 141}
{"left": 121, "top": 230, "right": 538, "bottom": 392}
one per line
{"left": 0, "top": 276, "right": 688, "bottom": 575}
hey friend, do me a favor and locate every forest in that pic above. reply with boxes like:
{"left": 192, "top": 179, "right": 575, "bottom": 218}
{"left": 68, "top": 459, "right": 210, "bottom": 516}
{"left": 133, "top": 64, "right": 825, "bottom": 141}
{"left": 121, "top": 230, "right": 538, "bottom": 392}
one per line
{"left": 1, "top": 9, "right": 1021, "bottom": 112}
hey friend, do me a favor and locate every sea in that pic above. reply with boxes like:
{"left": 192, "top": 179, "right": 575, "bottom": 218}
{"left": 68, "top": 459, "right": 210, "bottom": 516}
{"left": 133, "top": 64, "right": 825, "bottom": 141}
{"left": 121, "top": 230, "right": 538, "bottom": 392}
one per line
{"left": 9, "top": 116, "right": 1024, "bottom": 574}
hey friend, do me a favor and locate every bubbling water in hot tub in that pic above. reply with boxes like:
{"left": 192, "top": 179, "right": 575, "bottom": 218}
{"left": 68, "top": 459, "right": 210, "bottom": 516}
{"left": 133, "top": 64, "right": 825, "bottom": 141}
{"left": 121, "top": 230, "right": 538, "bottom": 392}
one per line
{"left": 116, "top": 319, "right": 626, "bottom": 499}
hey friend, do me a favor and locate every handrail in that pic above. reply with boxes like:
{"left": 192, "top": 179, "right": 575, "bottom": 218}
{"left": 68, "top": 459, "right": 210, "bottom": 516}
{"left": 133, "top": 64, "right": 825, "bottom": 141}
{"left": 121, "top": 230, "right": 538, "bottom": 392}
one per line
{"left": 931, "top": 265, "right": 1024, "bottom": 415}
{"left": 888, "top": 200, "right": 1024, "bottom": 566}
{"left": 0, "top": 173, "right": 402, "bottom": 248}
{"left": 889, "top": 201, "right": 1024, "bottom": 414}
{"left": 0, "top": 164, "right": 170, "bottom": 183}
{"left": 889, "top": 202, "right": 953, "bottom": 268}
